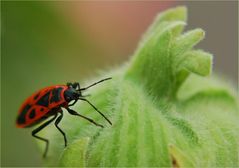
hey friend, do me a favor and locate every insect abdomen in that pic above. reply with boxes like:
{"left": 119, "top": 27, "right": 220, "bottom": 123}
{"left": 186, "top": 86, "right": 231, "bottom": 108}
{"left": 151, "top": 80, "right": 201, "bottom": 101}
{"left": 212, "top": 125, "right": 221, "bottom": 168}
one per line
{"left": 16, "top": 85, "right": 67, "bottom": 128}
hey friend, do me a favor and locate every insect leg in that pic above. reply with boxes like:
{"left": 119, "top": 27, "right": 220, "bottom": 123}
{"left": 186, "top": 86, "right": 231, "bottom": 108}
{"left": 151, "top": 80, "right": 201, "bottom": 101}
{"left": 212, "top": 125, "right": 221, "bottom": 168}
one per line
{"left": 78, "top": 98, "right": 112, "bottom": 125}
{"left": 31, "top": 114, "right": 57, "bottom": 158}
{"left": 54, "top": 110, "right": 67, "bottom": 147}
{"left": 68, "top": 99, "right": 78, "bottom": 106}
{"left": 65, "top": 107, "right": 104, "bottom": 128}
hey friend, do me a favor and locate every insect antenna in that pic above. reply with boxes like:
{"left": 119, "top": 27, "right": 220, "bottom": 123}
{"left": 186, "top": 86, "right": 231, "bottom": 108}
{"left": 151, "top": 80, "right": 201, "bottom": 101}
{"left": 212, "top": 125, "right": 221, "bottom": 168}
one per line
{"left": 78, "top": 77, "right": 112, "bottom": 125}
{"left": 80, "top": 77, "right": 112, "bottom": 91}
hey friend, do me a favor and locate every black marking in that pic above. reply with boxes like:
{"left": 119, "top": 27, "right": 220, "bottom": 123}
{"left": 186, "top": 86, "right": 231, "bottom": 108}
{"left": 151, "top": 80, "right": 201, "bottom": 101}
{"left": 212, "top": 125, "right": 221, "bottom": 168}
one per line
{"left": 17, "top": 104, "right": 31, "bottom": 124}
{"left": 37, "top": 91, "right": 51, "bottom": 107}
{"left": 29, "top": 109, "right": 36, "bottom": 119}
{"left": 34, "top": 93, "right": 40, "bottom": 100}
{"left": 50, "top": 87, "right": 63, "bottom": 103}
{"left": 25, "top": 108, "right": 60, "bottom": 128}
{"left": 40, "top": 108, "right": 44, "bottom": 112}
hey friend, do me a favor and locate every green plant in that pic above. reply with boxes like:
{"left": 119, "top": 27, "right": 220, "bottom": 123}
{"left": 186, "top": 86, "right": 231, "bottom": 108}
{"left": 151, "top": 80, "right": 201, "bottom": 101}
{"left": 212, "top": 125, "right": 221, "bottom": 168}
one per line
{"left": 39, "top": 6, "right": 239, "bottom": 167}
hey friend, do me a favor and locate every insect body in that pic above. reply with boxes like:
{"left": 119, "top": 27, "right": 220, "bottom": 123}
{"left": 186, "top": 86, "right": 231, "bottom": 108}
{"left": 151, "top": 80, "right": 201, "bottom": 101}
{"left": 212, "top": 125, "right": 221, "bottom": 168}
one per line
{"left": 16, "top": 78, "right": 112, "bottom": 157}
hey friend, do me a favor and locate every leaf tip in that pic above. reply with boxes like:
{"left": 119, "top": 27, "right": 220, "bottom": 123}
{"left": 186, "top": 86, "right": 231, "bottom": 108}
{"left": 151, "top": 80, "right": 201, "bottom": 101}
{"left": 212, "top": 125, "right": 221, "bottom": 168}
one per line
{"left": 159, "top": 6, "right": 188, "bottom": 22}
{"left": 193, "top": 28, "right": 205, "bottom": 41}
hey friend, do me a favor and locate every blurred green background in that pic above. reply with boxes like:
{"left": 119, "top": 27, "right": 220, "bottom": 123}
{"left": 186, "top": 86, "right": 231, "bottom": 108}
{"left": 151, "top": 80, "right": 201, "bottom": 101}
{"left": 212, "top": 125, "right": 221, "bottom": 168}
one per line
{"left": 1, "top": 1, "right": 237, "bottom": 166}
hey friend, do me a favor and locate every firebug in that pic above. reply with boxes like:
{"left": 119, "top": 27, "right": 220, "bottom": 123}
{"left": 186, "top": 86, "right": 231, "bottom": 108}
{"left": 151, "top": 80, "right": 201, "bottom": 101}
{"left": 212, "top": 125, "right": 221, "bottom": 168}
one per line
{"left": 16, "top": 78, "right": 112, "bottom": 157}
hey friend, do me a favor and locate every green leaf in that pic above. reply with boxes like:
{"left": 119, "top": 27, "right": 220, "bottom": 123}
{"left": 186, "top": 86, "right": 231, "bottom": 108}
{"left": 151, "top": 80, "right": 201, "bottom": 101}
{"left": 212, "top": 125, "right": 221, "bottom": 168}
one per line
{"left": 143, "top": 6, "right": 187, "bottom": 40}
{"left": 127, "top": 21, "right": 185, "bottom": 98}
{"left": 59, "top": 138, "right": 90, "bottom": 167}
{"left": 37, "top": 6, "right": 239, "bottom": 167}
{"left": 169, "top": 145, "right": 194, "bottom": 167}
{"left": 87, "top": 80, "right": 171, "bottom": 167}
{"left": 182, "top": 50, "right": 213, "bottom": 76}
{"left": 171, "top": 50, "right": 213, "bottom": 96}
{"left": 177, "top": 74, "right": 237, "bottom": 101}
{"left": 172, "top": 29, "right": 205, "bottom": 70}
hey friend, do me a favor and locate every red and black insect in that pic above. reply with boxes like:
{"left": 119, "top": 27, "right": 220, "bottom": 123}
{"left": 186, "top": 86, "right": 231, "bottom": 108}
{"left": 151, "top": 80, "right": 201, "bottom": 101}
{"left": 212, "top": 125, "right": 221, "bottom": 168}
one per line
{"left": 16, "top": 78, "right": 112, "bottom": 157}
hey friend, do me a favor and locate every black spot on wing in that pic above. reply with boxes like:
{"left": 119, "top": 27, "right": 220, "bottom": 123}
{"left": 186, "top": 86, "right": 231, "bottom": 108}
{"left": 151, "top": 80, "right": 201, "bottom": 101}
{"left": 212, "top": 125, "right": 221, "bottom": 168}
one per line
{"left": 34, "top": 93, "right": 40, "bottom": 100}
{"left": 29, "top": 109, "right": 36, "bottom": 119}
{"left": 50, "top": 87, "right": 63, "bottom": 103}
{"left": 17, "top": 104, "right": 31, "bottom": 124}
{"left": 36, "top": 91, "right": 51, "bottom": 107}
